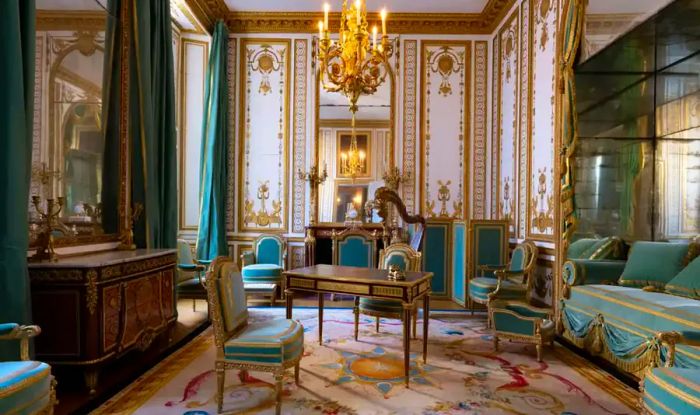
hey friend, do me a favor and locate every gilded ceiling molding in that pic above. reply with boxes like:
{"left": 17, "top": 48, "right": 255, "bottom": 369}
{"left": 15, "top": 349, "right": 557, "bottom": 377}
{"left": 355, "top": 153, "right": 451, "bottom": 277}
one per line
{"left": 319, "top": 119, "right": 390, "bottom": 129}
{"left": 585, "top": 13, "right": 641, "bottom": 35}
{"left": 36, "top": 11, "right": 106, "bottom": 31}
{"left": 184, "top": 0, "right": 229, "bottom": 33}
{"left": 171, "top": 0, "right": 208, "bottom": 34}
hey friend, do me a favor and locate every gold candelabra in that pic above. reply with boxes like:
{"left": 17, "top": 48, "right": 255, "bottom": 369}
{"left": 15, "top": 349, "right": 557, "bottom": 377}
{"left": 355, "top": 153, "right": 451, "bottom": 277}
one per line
{"left": 119, "top": 202, "right": 143, "bottom": 250}
{"left": 298, "top": 164, "right": 328, "bottom": 225}
{"left": 382, "top": 166, "right": 410, "bottom": 190}
{"left": 30, "top": 196, "right": 70, "bottom": 262}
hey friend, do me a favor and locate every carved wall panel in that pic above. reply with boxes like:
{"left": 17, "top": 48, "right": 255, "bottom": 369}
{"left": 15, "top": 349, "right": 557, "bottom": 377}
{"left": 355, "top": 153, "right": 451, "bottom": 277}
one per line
{"left": 420, "top": 41, "right": 471, "bottom": 220}
{"left": 238, "top": 39, "right": 290, "bottom": 232}
{"left": 291, "top": 39, "right": 308, "bottom": 233}
{"left": 402, "top": 39, "right": 418, "bottom": 215}
{"left": 472, "top": 41, "right": 489, "bottom": 220}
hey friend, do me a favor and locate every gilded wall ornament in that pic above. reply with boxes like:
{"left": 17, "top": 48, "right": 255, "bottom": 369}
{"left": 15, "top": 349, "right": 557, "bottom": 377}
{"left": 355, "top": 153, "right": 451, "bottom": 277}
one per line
{"left": 247, "top": 45, "right": 283, "bottom": 95}
{"left": 437, "top": 180, "right": 452, "bottom": 217}
{"left": 531, "top": 169, "right": 555, "bottom": 233}
{"left": 500, "top": 176, "right": 514, "bottom": 224}
{"left": 537, "top": 0, "right": 553, "bottom": 51}
{"left": 427, "top": 46, "right": 464, "bottom": 96}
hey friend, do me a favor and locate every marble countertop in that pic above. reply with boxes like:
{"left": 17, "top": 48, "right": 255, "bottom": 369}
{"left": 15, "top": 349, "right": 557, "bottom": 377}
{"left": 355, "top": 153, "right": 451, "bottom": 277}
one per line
{"left": 28, "top": 249, "right": 177, "bottom": 269}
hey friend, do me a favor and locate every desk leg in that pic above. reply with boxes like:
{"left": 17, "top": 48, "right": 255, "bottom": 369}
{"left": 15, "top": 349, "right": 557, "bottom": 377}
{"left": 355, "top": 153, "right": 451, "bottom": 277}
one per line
{"left": 423, "top": 294, "right": 430, "bottom": 363}
{"left": 285, "top": 289, "right": 294, "bottom": 319}
{"left": 403, "top": 303, "right": 412, "bottom": 387}
{"left": 318, "top": 293, "right": 324, "bottom": 345}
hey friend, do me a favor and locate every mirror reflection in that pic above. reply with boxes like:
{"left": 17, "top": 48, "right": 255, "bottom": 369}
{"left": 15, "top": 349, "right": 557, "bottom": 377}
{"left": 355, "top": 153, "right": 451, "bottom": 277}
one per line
{"left": 317, "top": 64, "right": 392, "bottom": 224}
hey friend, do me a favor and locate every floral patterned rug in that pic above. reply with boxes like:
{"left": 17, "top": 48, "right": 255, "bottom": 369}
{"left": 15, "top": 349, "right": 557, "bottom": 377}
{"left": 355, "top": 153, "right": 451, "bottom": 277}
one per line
{"left": 93, "top": 308, "right": 638, "bottom": 415}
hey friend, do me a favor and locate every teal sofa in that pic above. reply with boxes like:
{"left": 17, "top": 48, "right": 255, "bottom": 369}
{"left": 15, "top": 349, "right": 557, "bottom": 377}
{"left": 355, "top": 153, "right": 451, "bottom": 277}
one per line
{"left": 0, "top": 323, "right": 56, "bottom": 414}
{"left": 559, "top": 240, "right": 700, "bottom": 379}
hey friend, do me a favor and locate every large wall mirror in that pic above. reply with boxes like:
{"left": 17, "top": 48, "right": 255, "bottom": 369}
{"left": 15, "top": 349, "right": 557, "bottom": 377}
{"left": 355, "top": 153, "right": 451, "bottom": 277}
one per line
{"left": 30, "top": 0, "right": 123, "bottom": 250}
{"left": 571, "top": 0, "right": 700, "bottom": 249}
{"left": 314, "top": 38, "right": 396, "bottom": 224}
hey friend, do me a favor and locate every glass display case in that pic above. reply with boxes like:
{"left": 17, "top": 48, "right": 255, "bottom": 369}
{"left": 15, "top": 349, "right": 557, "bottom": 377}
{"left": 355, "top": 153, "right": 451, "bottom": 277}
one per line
{"left": 574, "top": 0, "right": 700, "bottom": 241}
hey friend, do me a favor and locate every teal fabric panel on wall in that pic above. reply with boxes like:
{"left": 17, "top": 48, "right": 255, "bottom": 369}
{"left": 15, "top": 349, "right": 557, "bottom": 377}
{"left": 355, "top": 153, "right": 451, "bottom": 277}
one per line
{"left": 451, "top": 222, "right": 466, "bottom": 304}
{"left": 425, "top": 223, "right": 448, "bottom": 296}
{"left": 339, "top": 237, "right": 371, "bottom": 267}
{"left": 473, "top": 226, "right": 506, "bottom": 277}
{"left": 196, "top": 21, "right": 229, "bottom": 261}
{"left": 0, "top": 0, "right": 35, "bottom": 360}
{"left": 130, "top": 0, "right": 178, "bottom": 249}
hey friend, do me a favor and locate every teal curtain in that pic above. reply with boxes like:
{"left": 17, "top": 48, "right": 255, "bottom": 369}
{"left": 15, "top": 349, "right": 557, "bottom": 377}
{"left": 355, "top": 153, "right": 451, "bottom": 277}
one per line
{"left": 130, "top": 0, "right": 178, "bottom": 249}
{"left": 0, "top": 0, "right": 35, "bottom": 359}
{"left": 101, "top": 0, "right": 122, "bottom": 235}
{"left": 196, "top": 20, "right": 229, "bottom": 261}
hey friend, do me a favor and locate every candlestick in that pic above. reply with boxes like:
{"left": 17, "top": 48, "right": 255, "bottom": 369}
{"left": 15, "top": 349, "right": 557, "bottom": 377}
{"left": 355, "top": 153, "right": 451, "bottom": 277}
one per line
{"left": 372, "top": 25, "right": 377, "bottom": 50}
{"left": 355, "top": 0, "right": 361, "bottom": 26}
{"left": 380, "top": 8, "right": 387, "bottom": 35}
{"left": 319, "top": 21, "right": 324, "bottom": 38}
{"left": 324, "top": 3, "right": 329, "bottom": 29}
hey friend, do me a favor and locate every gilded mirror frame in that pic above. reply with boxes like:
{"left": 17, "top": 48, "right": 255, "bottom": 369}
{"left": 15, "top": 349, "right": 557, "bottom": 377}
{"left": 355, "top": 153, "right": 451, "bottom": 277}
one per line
{"left": 30, "top": 0, "right": 133, "bottom": 251}
{"left": 312, "top": 36, "right": 397, "bottom": 225}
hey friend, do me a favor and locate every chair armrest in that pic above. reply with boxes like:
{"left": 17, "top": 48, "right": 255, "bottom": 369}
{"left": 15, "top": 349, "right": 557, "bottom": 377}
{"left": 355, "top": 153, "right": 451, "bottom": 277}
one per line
{"left": 562, "top": 259, "right": 626, "bottom": 298}
{"left": 197, "top": 259, "right": 212, "bottom": 267}
{"left": 0, "top": 324, "right": 42, "bottom": 360}
{"left": 240, "top": 251, "right": 255, "bottom": 268}
{"left": 477, "top": 264, "right": 508, "bottom": 272}
{"left": 178, "top": 263, "right": 206, "bottom": 272}
{"left": 656, "top": 331, "right": 700, "bottom": 368}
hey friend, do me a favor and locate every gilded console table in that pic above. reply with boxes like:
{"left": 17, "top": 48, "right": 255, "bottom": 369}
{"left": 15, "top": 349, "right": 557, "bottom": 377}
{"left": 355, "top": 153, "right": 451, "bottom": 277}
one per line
{"left": 28, "top": 249, "right": 177, "bottom": 394}
{"left": 283, "top": 264, "right": 432, "bottom": 386}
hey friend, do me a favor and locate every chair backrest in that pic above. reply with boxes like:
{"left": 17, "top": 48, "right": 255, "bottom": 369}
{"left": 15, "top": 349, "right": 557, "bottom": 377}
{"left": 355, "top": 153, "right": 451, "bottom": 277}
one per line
{"left": 379, "top": 243, "right": 422, "bottom": 272}
{"left": 513, "top": 240, "right": 538, "bottom": 285}
{"left": 254, "top": 234, "right": 285, "bottom": 267}
{"left": 332, "top": 227, "right": 378, "bottom": 268}
{"left": 468, "top": 219, "right": 509, "bottom": 278}
{"left": 206, "top": 257, "right": 248, "bottom": 352}
{"left": 177, "top": 239, "right": 195, "bottom": 265}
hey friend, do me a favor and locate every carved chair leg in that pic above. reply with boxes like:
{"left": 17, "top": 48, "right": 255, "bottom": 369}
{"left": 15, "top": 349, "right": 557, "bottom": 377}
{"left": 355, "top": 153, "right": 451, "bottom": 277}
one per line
{"left": 353, "top": 297, "right": 360, "bottom": 341}
{"left": 216, "top": 366, "right": 225, "bottom": 414}
{"left": 493, "top": 334, "right": 499, "bottom": 351}
{"left": 295, "top": 362, "right": 300, "bottom": 385}
{"left": 376, "top": 316, "right": 380, "bottom": 333}
{"left": 536, "top": 343, "right": 543, "bottom": 362}
{"left": 274, "top": 372, "right": 284, "bottom": 415}
{"left": 192, "top": 299, "right": 196, "bottom": 312}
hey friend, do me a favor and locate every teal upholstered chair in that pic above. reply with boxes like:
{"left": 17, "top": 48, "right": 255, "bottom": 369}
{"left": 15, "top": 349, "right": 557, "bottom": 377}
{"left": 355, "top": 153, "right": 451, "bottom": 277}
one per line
{"left": 331, "top": 227, "right": 378, "bottom": 300}
{"left": 205, "top": 257, "right": 303, "bottom": 415}
{"left": 466, "top": 219, "right": 509, "bottom": 312}
{"left": 469, "top": 240, "right": 538, "bottom": 320}
{"left": 641, "top": 332, "right": 700, "bottom": 415}
{"left": 489, "top": 300, "right": 554, "bottom": 362}
{"left": 0, "top": 323, "right": 56, "bottom": 415}
{"left": 177, "top": 239, "right": 208, "bottom": 311}
{"left": 354, "top": 243, "right": 422, "bottom": 339}
{"left": 241, "top": 234, "right": 287, "bottom": 301}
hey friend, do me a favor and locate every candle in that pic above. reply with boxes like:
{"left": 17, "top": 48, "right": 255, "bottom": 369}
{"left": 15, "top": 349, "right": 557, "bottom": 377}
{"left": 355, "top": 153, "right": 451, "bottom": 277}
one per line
{"left": 355, "top": 0, "right": 361, "bottom": 26}
{"left": 319, "top": 21, "right": 324, "bottom": 39}
{"left": 323, "top": 3, "right": 329, "bottom": 30}
{"left": 372, "top": 25, "right": 377, "bottom": 50}
{"left": 380, "top": 8, "right": 387, "bottom": 36}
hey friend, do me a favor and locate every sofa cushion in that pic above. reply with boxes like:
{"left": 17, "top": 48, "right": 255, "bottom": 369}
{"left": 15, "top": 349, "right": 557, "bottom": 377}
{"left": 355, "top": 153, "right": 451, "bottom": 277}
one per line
{"left": 566, "top": 284, "right": 700, "bottom": 367}
{"left": 0, "top": 361, "right": 52, "bottom": 415}
{"left": 666, "top": 256, "right": 700, "bottom": 300}
{"left": 642, "top": 367, "right": 700, "bottom": 415}
{"left": 567, "top": 238, "right": 598, "bottom": 259}
{"left": 618, "top": 241, "right": 689, "bottom": 288}
{"left": 224, "top": 319, "right": 303, "bottom": 365}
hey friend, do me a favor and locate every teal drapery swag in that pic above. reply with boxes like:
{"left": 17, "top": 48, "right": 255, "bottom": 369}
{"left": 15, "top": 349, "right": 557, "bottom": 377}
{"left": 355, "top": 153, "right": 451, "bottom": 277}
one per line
{"left": 101, "top": 0, "right": 122, "bottom": 235}
{"left": 0, "top": 0, "right": 35, "bottom": 359}
{"left": 196, "top": 20, "right": 229, "bottom": 261}
{"left": 130, "top": 0, "right": 178, "bottom": 249}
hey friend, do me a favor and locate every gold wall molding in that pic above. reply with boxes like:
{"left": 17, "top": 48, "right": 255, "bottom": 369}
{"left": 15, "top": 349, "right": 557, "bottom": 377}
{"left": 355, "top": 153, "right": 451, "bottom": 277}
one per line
{"left": 490, "top": 32, "right": 500, "bottom": 219}
{"left": 318, "top": 119, "right": 390, "bottom": 129}
{"left": 36, "top": 10, "right": 106, "bottom": 31}
{"left": 292, "top": 39, "right": 308, "bottom": 234}
{"left": 518, "top": 0, "right": 530, "bottom": 238}
{"left": 585, "top": 13, "right": 641, "bottom": 35}
{"left": 473, "top": 41, "right": 488, "bottom": 220}
{"left": 226, "top": 38, "right": 237, "bottom": 232}
{"left": 402, "top": 40, "right": 418, "bottom": 215}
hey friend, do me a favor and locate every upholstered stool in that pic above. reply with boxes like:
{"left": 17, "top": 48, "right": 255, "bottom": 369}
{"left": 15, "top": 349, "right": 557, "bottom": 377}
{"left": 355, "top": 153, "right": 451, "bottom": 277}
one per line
{"left": 489, "top": 300, "right": 554, "bottom": 362}
{"left": 641, "top": 367, "right": 700, "bottom": 415}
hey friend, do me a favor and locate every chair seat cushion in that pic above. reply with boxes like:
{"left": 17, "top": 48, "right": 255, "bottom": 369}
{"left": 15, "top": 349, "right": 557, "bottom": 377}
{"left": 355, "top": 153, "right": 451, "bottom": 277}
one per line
{"left": 0, "top": 361, "right": 52, "bottom": 415}
{"left": 224, "top": 319, "right": 303, "bottom": 365}
{"left": 643, "top": 367, "right": 700, "bottom": 415}
{"left": 178, "top": 263, "right": 199, "bottom": 270}
{"left": 359, "top": 298, "right": 403, "bottom": 316}
{"left": 469, "top": 277, "right": 527, "bottom": 302}
{"left": 241, "top": 264, "right": 283, "bottom": 281}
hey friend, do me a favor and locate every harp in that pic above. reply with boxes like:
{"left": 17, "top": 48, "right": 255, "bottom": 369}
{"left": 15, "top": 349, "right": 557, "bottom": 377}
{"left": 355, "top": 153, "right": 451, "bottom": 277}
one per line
{"left": 372, "top": 187, "right": 426, "bottom": 252}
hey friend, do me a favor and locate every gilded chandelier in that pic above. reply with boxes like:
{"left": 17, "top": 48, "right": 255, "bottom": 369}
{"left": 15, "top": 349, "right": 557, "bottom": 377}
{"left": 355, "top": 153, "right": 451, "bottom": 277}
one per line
{"left": 318, "top": 0, "right": 392, "bottom": 179}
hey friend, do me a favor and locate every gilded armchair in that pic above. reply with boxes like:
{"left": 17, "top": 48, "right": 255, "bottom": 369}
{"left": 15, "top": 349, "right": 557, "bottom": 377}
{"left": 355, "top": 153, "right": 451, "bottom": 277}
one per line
{"left": 0, "top": 323, "right": 56, "bottom": 414}
{"left": 205, "top": 257, "right": 303, "bottom": 415}
{"left": 332, "top": 227, "right": 378, "bottom": 301}
{"left": 354, "top": 243, "right": 422, "bottom": 339}
{"left": 240, "top": 234, "right": 287, "bottom": 302}
{"left": 177, "top": 239, "right": 208, "bottom": 311}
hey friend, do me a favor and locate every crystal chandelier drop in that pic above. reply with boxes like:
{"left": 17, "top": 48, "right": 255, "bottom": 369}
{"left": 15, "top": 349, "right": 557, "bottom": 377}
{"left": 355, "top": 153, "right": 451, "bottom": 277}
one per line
{"left": 318, "top": 0, "right": 392, "bottom": 180}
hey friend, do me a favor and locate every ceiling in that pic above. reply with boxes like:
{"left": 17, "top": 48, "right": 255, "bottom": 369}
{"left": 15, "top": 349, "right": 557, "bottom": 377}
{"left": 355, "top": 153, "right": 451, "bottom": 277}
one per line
{"left": 587, "top": 0, "right": 673, "bottom": 14}
{"left": 36, "top": 0, "right": 106, "bottom": 10}
{"left": 223, "top": 0, "right": 489, "bottom": 13}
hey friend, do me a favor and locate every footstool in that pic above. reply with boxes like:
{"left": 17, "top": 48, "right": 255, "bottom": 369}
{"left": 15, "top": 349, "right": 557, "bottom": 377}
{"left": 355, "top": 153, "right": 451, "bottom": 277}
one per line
{"left": 244, "top": 283, "right": 278, "bottom": 306}
{"left": 489, "top": 300, "right": 555, "bottom": 362}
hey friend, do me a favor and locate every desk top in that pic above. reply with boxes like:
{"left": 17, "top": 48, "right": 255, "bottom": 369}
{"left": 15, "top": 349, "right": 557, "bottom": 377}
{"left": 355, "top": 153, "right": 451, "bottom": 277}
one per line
{"left": 27, "top": 249, "right": 176, "bottom": 269}
{"left": 284, "top": 264, "right": 432, "bottom": 286}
